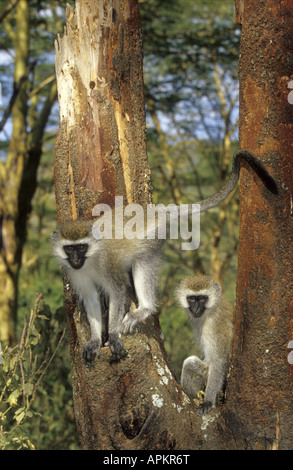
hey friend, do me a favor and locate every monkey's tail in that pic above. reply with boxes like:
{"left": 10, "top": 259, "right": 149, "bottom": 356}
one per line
{"left": 198, "top": 149, "right": 278, "bottom": 213}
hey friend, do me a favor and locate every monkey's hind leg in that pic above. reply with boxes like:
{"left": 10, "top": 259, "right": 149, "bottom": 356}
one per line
{"left": 121, "top": 258, "right": 158, "bottom": 334}
{"left": 82, "top": 294, "right": 102, "bottom": 363}
{"left": 197, "top": 361, "right": 227, "bottom": 416}
{"left": 181, "top": 355, "right": 208, "bottom": 399}
{"left": 107, "top": 289, "right": 128, "bottom": 360}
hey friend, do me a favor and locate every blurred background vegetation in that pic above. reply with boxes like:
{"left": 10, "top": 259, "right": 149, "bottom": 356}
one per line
{"left": 0, "top": 0, "right": 240, "bottom": 449}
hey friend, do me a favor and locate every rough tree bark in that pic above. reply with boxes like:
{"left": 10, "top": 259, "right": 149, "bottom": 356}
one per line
{"left": 54, "top": 0, "right": 292, "bottom": 450}
{"left": 225, "top": 0, "right": 293, "bottom": 450}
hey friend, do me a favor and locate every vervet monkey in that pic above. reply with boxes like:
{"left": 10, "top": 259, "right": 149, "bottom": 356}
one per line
{"left": 52, "top": 222, "right": 161, "bottom": 362}
{"left": 176, "top": 274, "right": 234, "bottom": 416}
{"left": 52, "top": 149, "right": 277, "bottom": 362}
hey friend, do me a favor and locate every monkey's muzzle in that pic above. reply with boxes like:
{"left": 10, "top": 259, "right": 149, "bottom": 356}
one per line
{"left": 187, "top": 295, "right": 208, "bottom": 317}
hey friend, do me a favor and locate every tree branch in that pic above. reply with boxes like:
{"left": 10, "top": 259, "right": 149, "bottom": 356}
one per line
{"left": 0, "top": 0, "right": 19, "bottom": 23}
{"left": 0, "top": 60, "right": 37, "bottom": 132}
{"left": 29, "top": 74, "right": 55, "bottom": 99}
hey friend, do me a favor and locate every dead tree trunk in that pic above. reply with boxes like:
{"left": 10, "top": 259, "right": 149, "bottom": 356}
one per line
{"left": 225, "top": 0, "right": 293, "bottom": 450}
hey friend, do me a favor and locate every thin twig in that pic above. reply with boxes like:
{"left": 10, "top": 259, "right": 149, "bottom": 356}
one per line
{"left": 31, "top": 328, "right": 66, "bottom": 404}
{"left": 18, "top": 359, "right": 26, "bottom": 403}
{"left": 18, "top": 316, "right": 27, "bottom": 355}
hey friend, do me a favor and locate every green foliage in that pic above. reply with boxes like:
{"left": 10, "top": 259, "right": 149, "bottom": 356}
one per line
{"left": 140, "top": 0, "right": 239, "bottom": 118}
{"left": 18, "top": 148, "right": 64, "bottom": 325}
{"left": 0, "top": 0, "right": 75, "bottom": 145}
{"left": 0, "top": 296, "right": 77, "bottom": 449}
{"left": 14, "top": 155, "right": 80, "bottom": 449}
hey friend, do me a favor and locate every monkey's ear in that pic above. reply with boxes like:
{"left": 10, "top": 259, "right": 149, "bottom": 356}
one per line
{"left": 214, "top": 283, "right": 222, "bottom": 295}
{"left": 52, "top": 230, "right": 58, "bottom": 240}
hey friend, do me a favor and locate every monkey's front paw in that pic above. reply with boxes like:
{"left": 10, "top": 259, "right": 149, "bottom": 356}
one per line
{"left": 108, "top": 333, "right": 127, "bottom": 361}
{"left": 197, "top": 401, "right": 214, "bottom": 417}
{"left": 82, "top": 339, "right": 101, "bottom": 363}
{"left": 121, "top": 308, "right": 153, "bottom": 334}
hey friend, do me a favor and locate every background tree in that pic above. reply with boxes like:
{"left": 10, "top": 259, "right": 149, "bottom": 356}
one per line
{"left": 0, "top": 0, "right": 72, "bottom": 344}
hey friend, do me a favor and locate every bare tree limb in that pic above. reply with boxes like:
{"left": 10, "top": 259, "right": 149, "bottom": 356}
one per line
{"left": 0, "top": 0, "right": 19, "bottom": 23}
{"left": 29, "top": 74, "right": 55, "bottom": 99}
{"left": 0, "top": 60, "right": 37, "bottom": 132}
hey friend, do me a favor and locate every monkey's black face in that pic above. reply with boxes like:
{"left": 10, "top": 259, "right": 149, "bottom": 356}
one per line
{"left": 187, "top": 295, "right": 209, "bottom": 317}
{"left": 63, "top": 244, "right": 88, "bottom": 269}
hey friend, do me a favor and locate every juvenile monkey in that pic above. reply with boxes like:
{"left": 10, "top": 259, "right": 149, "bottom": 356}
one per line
{"left": 52, "top": 149, "right": 277, "bottom": 362}
{"left": 176, "top": 274, "right": 234, "bottom": 416}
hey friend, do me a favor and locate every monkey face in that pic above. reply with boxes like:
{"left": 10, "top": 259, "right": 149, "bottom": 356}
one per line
{"left": 186, "top": 294, "right": 208, "bottom": 317}
{"left": 63, "top": 244, "right": 88, "bottom": 269}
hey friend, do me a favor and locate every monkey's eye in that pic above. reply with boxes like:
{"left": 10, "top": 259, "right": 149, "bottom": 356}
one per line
{"left": 198, "top": 295, "right": 208, "bottom": 304}
{"left": 64, "top": 245, "right": 74, "bottom": 253}
{"left": 187, "top": 295, "right": 208, "bottom": 304}
{"left": 78, "top": 244, "right": 88, "bottom": 252}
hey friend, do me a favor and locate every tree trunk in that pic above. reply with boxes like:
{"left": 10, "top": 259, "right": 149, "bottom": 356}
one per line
{"left": 54, "top": 0, "right": 292, "bottom": 450}
{"left": 0, "top": 0, "right": 29, "bottom": 344}
{"left": 225, "top": 0, "right": 293, "bottom": 450}
{"left": 0, "top": 1, "right": 58, "bottom": 344}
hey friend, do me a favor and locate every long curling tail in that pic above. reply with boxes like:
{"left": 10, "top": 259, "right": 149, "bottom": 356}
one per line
{"left": 234, "top": 149, "right": 278, "bottom": 194}
{"left": 198, "top": 149, "right": 278, "bottom": 213}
